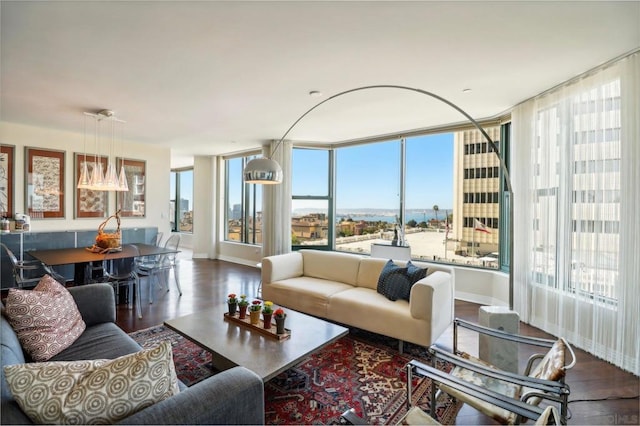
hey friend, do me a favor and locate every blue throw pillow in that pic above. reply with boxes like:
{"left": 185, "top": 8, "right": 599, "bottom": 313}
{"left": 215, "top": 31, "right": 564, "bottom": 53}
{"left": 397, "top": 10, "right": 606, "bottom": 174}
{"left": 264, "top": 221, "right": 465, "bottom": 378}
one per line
{"left": 377, "top": 260, "right": 411, "bottom": 301}
{"left": 406, "top": 261, "right": 428, "bottom": 285}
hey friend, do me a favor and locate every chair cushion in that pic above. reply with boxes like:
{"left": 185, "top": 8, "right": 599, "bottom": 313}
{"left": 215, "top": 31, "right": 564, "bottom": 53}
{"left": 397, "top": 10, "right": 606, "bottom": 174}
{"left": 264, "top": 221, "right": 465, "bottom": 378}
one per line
{"left": 3, "top": 341, "right": 179, "bottom": 424}
{"left": 4, "top": 275, "right": 86, "bottom": 361}
{"left": 441, "top": 353, "right": 519, "bottom": 424}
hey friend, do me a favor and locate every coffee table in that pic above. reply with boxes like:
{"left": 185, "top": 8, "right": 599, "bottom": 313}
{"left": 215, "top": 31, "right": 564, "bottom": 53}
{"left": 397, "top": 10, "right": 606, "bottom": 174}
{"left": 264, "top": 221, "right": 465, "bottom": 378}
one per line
{"left": 164, "top": 305, "right": 349, "bottom": 382}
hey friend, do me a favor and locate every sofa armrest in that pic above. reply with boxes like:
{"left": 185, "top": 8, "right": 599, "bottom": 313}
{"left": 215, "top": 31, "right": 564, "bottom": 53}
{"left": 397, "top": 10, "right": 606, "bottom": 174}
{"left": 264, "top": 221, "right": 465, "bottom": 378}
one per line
{"left": 262, "top": 252, "right": 304, "bottom": 284}
{"left": 68, "top": 283, "right": 116, "bottom": 326}
{"left": 120, "top": 366, "right": 264, "bottom": 425}
{"left": 410, "top": 271, "right": 453, "bottom": 338}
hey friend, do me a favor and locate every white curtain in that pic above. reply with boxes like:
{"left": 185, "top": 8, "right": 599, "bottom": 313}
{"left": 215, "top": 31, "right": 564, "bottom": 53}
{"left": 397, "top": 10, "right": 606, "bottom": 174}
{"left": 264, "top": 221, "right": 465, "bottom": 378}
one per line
{"left": 262, "top": 140, "right": 292, "bottom": 257}
{"left": 512, "top": 51, "right": 639, "bottom": 375}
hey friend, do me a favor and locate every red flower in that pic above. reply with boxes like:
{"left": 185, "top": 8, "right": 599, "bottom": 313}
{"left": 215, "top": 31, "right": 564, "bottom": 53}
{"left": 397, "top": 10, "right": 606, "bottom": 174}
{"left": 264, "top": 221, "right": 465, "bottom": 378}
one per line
{"left": 274, "top": 308, "right": 285, "bottom": 318}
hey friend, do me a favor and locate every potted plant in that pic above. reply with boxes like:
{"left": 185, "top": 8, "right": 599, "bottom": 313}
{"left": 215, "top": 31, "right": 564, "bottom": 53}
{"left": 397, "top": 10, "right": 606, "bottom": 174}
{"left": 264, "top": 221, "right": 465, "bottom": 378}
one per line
{"left": 249, "top": 300, "right": 262, "bottom": 325}
{"left": 238, "top": 294, "right": 249, "bottom": 319}
{"left": 274, "top": 308, "right": 287, "bottom": 334}
{"left": 227, "top": 293, "right": 238, "bottom": 315}
{"left": 262, "top": 301, "right": 274, "bottom": 329}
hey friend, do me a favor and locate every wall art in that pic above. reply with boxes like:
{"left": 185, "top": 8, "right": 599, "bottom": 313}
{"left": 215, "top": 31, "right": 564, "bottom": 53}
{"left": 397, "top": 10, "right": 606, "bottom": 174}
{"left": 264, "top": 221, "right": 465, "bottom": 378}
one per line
{"left": 0, "top": 144, "right": 15, "bottom": 218}
{"left": 74, "top": 153, "right": 108, "bottom": 218}
{"left": 116, "top": 158, "right": 146, "bottom": 217}
{"left": 25, "top": 147, "right": 65, "bottom": 219}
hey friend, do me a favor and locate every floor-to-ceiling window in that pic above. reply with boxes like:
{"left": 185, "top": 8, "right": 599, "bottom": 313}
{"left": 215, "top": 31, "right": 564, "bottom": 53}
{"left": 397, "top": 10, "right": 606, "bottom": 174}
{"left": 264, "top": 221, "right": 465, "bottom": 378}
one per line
{"left": 225, "top": 155, "right": 263, "bottom": 245}
{"left": 291, "top": 148, "right": 332, "bottom": 249}
{"left": 513, "top": 51, "right": 638, "bottom": 375}
{"left": 170, "top": 168, "right": 193, "bottom": 233}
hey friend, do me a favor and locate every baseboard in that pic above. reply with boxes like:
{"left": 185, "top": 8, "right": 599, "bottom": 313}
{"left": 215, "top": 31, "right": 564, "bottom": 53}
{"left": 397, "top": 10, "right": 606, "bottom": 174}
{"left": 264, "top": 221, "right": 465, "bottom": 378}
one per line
{"left": 217, "top": 254, "right": 261, "bottom": 268}
{"left": 455, "top": 291, "right": 508, "bottom": 307}
{"left": 192, "top": 252, "right": 209, "bottom": 259}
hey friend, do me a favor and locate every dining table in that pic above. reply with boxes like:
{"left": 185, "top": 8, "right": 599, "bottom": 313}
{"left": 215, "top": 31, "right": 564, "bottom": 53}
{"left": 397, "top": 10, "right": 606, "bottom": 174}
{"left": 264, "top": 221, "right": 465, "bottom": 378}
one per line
{"left": 27, "top": 243, "right": 179, "bottom": 285}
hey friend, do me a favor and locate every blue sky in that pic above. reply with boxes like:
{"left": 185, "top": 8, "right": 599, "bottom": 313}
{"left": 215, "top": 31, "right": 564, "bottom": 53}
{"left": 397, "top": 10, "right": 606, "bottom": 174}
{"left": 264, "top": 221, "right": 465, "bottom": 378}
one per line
{"left": 293, "top": 133, "right": 453, "bottom": 210}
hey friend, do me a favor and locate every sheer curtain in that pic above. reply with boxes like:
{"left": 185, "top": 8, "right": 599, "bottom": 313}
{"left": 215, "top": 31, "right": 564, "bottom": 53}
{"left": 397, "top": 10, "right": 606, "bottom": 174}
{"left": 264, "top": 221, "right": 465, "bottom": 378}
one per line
{"left": 262, "top": 140, "right": 292, "bottom": 257}
{"left": 512, "top": 51, "right": 639, "bottom": 375}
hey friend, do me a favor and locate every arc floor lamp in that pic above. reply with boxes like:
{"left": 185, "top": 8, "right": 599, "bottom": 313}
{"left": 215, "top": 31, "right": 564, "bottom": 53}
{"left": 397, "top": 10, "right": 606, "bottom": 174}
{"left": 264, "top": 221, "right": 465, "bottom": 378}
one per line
{"left": 243, "top": 84, "right": 514, "bottom": 308}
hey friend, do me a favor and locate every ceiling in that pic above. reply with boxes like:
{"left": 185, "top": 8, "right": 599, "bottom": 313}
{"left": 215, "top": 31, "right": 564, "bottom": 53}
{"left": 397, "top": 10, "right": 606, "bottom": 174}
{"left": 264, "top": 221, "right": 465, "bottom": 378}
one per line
{"left": 2, "top": 1, "right": 639, "bottom": 165}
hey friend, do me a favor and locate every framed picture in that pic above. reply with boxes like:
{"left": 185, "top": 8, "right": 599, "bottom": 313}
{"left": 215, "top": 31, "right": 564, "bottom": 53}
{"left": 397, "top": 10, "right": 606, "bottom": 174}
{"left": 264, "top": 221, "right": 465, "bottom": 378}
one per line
{"left": 0, "top": 144, "right": 15, "bottom": 218}
{"left": 116, "top": 158, "right": 146, "bottom": 217}
{"left": 25, "top": 147, "right": 65, "bottom": 219}
{"left": 74, "top": 153, "right": 108, "bottom": 219}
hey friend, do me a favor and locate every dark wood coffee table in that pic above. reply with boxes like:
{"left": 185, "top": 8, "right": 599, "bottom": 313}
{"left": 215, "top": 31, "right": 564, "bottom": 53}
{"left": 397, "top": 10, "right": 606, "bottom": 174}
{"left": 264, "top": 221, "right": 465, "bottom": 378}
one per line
{"left": 164, "top": 305, "right": 349, "bottom": 381}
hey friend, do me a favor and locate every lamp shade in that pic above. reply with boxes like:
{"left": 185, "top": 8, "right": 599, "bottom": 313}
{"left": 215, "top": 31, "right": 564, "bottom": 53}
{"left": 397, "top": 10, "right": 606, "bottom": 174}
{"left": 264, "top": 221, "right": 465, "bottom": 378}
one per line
{"left": 243, "top": 157, "right": 283, "bottom": 184}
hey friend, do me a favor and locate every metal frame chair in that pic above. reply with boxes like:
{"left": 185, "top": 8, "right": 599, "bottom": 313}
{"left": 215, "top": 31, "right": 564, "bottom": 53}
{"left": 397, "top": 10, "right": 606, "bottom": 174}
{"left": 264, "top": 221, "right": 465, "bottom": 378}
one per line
{"left": 404, "top": 360, "right": 561, "bottom": 425}
{"left": 416, "top": 318, "right": 575, "bottom": 424}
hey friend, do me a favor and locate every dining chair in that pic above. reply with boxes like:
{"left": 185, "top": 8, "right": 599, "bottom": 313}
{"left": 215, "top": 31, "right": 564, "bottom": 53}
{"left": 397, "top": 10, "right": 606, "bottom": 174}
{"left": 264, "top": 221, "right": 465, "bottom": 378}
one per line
{"left": 103, "top": 244, "right": 142, "bottom": 318}
{"left": 136, "top": 234, "right": 182, "bottom": 304}
{"left": 1, "top": 243, "right": 66, "bottom": 287}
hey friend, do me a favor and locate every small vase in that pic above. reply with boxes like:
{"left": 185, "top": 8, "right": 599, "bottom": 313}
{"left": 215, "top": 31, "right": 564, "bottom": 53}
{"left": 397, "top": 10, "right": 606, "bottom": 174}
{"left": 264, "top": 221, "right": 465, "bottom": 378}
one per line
{"left": 238, "top": 305, "right": 247, "bottom": 319}
{"left": 263, "top": 312, "right": 273, "bottom": 329}
{"left": 275, "top": 316, "right": 286, "bottom": 334}
{"left": 228, "top": 302, "right": 237, "bottom": 316}
{"left": 249, "top": 310, "right": 261, "bottom": 325}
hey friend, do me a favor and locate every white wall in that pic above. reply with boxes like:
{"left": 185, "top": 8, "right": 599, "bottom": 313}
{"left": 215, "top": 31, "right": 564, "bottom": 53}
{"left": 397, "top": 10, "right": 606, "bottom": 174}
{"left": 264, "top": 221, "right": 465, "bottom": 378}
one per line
{"left": 0, "top": 121, "right": 172, "bottom": 236}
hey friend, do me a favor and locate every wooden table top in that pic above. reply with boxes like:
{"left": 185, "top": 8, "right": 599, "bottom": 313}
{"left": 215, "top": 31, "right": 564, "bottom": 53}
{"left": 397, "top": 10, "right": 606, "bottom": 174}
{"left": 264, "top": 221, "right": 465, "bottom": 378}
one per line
{"left": 27, "top": 243, "right": 177, "bottom": 266}
{"left": 164, "top": 305, "right": 349, "bottom": 382}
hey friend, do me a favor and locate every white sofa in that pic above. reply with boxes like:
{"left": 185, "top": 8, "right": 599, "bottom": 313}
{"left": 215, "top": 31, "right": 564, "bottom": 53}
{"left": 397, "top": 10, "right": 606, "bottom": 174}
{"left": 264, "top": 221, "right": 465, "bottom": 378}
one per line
{"left": 261, "top": 249, "right": 455, "bottom": 349}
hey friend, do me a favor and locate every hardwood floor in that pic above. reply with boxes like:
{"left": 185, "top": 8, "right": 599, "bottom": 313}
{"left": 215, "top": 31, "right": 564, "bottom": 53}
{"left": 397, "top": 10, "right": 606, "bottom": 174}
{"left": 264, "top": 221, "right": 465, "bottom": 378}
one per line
{"left": 116, "top": 252, "right": 639, "bottom": 425}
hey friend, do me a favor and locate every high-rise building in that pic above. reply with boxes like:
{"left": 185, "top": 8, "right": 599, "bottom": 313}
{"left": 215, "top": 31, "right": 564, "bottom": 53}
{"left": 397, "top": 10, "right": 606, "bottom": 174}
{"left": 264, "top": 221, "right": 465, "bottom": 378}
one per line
{"left": 453, "top": 126, "right": 501, "bottom": 257}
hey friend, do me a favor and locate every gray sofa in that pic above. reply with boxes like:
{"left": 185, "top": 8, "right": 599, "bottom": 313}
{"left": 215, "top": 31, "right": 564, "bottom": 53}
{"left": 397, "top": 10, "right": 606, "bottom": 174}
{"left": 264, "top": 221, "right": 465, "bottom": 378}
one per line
{"left": 1, "top": 283, "right": 264, "bottom": 425}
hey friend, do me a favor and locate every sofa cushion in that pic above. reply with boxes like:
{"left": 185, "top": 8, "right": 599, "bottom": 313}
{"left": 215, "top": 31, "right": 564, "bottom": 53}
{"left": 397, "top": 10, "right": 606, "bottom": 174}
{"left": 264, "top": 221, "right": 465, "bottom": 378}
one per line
{"left": 300, "top": 249, "right": 362, "bottom": 286}
{"left": 377, "top": 260, "right": 411, "bottom": 301}
{"left": 1, "top": 310, "right": 25, "bottom": 403}
{"left": 263, "top": 276, "right": 353, "bottom": 318}
{"left": 4, "top": 275, "right": 86, "bottom": 361}
{"left": 3, "top": 341, "right": 179, "bottom": 425}
{"left": 50, "top": 322, "right": 142, "bottom": 362}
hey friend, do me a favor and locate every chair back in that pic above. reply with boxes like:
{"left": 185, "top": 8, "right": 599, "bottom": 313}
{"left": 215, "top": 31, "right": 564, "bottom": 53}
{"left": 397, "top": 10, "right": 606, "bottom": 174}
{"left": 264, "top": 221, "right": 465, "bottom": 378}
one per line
{"left": 107, "top": 245, "right": 140, "bottom": 277}
{"left": 164, "top": 234, "right": 180, "bottom": 251}
{"left": 155, "top": 232, "right": 164, "bottom": 246}
{"left": 1, "top": 243, "right": 19, "bottom": 266}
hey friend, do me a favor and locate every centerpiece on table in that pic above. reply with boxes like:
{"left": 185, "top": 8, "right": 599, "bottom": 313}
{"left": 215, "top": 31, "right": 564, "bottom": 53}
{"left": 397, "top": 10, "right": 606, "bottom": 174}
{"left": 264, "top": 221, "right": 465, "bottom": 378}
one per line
{"left": 238, "top": 295, "right": 249, "bottom": 319}
{"left": 227, "top": 293, "right": 238, "bottom": 315}
{"left": 262, "top": 301, "right": 274, "bottom": 329}
{"left": 274, "top": 308, "right": 287, "bottom": 334}
{"left": 249, "top": 300, "right": 262, "bottom": 325}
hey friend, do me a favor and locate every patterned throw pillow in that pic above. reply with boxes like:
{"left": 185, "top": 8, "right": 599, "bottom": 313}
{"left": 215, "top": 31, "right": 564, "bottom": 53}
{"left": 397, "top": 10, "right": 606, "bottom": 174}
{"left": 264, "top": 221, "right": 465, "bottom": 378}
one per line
{"left": 376, "top": 260, "right": 411, "bottom": 301}
{"left": 406, "top": 261, "right": 428, "bottom": 285}
{"left": 4, "top": 275, "right": 86, "bottom": 361}
{"left": 3, "top": 341, "right": 180, "bottom": 424}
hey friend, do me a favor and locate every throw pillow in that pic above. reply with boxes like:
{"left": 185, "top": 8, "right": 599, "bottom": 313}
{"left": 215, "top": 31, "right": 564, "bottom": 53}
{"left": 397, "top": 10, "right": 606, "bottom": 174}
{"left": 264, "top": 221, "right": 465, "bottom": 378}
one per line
{"left": 406, "top": 260, "right": 428, "bottom": 284}
{"left": 3, "top": 341, "right": 180, "bottom": 424}
{"left": 377, "top": 260, "right": 411, "bottom": 301}
{"left": 4, "top": 275, "right": 86, "bottom": 361}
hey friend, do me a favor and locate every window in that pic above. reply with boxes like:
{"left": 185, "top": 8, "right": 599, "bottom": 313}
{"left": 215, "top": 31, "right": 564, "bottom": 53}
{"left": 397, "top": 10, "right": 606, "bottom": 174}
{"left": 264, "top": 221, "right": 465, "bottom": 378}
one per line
{"left": 291, "top": 148, "right": 331, "bottom": 248}
{"left": 170, "top": 168, "right": 193, "bottom": 233}
{"left": 335, "top": 140, "right": 400, "bottom": 256}
{"left": 225, "top": 156, "right": 262, "bottom": 244}
{"left": 287, "top": 125, "right": 507, "bottom": 270}
{"left": 531, "top": 79, "right": 621, "bottom": 299}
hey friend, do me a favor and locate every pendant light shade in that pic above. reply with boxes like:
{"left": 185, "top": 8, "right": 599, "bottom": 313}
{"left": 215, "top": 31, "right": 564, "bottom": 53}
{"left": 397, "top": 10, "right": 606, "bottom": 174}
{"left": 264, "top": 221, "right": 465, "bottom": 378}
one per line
{"left": 77, "top": 109, "right": 129, "bottom": 192}
{"left": 77, "top": 161, "right": 91, "bottom": 189}
{"left": 243, "top": 157, "right": 283, "bottom": 184}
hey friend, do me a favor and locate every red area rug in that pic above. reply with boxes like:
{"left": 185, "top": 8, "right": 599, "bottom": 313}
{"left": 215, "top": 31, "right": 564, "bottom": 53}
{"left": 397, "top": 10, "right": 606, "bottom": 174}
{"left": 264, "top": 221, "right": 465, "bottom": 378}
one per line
{"left": 129, "top": 325, "right": 461, "bottom": 425}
